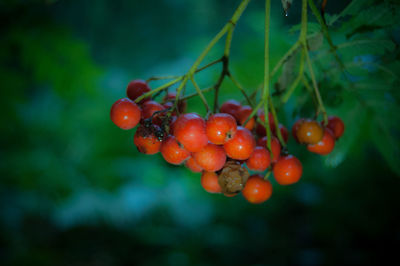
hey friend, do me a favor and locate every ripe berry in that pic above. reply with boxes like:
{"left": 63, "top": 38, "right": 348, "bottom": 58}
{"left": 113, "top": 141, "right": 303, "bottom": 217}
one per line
{"left": 237, "top": 105, "right": 255, "bottom": 130}
{"left": 133, "top": 125, "right": 162, "bottom": 155}
{"left": 206, "top": 113, "right": 237, "bottom": 145}
{"left": 141, "top": 100, "right": 165, "bottom": 120}
{"left": 256, "top": 110, "right": 275, "bottom": 136}
{"left": 327, "top": 116, "right": 345, "bottom": 139}
{"left": 242, "top": 175, "right": 273, "bottom": 204}
{"left": 160, "top": 135, "right": 190, "bottom": 165}
{"left": 246, "top": 146, "right": 271, "bottom": 172}
{"left": 110, "top": 98, "right": 141, "bottom": 130}
{"left": 126, "top": 80, "right": 151, "bottom": 104}
{"left": 296, "top": 119, "right": 324, "bottom": 145}
{"left": 292, "top": 118, "right": 305, "bottom": 143}
{"left": 220, "top": 99, "right": 241, "bottom": 119}
{"left": 277, "top": 124, "right": 289, "bottom": 143}
{"left": 257, "top": 136, "right": 281, "bottom": 163}
{"left": 307, "top": 128, "right": 335, "bottom": 155}
{"left": 185, "top": 157, "right": 203, "bottom": 173}
{"left": 273, "top": 155, "right": 302, "bottom": 185}
{"left": 201, "top": 171, "right": 222, "bottom": 193}
{"left": 224, "top": 126, "right": 256, "bottom": 160}
{"left": 173, "top": 113, "right": 208, "bottom": 152}
{"left": 193, "top": 143, "right": 226, "bottom": 172}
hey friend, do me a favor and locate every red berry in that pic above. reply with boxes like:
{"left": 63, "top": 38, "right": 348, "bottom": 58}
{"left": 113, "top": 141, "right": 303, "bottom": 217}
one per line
{"left": 256, "top": 111, "right": 275, "bottom": 136}
{"left": 242, "top": 175, "right": 273, "bottom": 204}
{"left": 185, "top": 157, "right": 203, "bottom": 173}
{"left": 246, "top": 146, "right": 271, "bottom": 172}
{"left": 273, "top": 155, "right": 302, "bottom": 185}
{"left": 327, "top": 116, "right": 345, "bottom": 139}
{"left": 173, "top": 113, "right": 208, "bottom": 152}
{"left": 257, "top": 136, "right": 281, "bottom": 163}
{"left": 219, "top": 99, "right": 241, "bottom": 119}
{"left": 206, "top": 113, "right": 237, "bottom": 145}
{"left": 237, "top": 105, "right": 255, "bottom": 131}
{"left": 223, "top": 126, "right": 256, "bottom": 160}
{"left": 193, "top": 143, "right": 226, "bottom": 172}
{"left": 160, "top": 135, "right": 190, "bottom": 165}
{"left": 277, "top": 124, "right": 289, "bottom": 143}
{"left": 307, "top": 128, "right": 335, "bottom": 155}
{"left": 126, "top": 80, "right": 151, "bottom": 104}
{"left": 296, "top": 119, "right": 324, "bottom": 145}
{"left": 141, "top": 100, "right": 165, "bottom": 120}
{"left": 133, "top": 125, "right": 162, "bottom": 155}
{"left": 201, "top": 171, "right": 222, "bottom": 193}
{"left": 292, "top": 118, "right": 305, "bottom": 143}
{"left": 110, "top": 98, "right": 141, "bottom": 130}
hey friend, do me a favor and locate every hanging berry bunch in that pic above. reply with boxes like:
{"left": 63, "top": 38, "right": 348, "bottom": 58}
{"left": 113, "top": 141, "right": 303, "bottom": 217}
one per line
{"left": 110, "top": 0, "right": 346, "bottom": 204}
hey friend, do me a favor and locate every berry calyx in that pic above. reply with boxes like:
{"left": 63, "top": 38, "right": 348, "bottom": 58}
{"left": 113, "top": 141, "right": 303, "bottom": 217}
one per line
{"left": 327, "top": 116, "right": 345, "bottom": 139}
{"left": 133, "top": 125, "right": 162, "bottom": 154}
{"left": 110, "top": 98, "right": 141, "bottom": 130}
{"left": 173, "top": 113, "right": 208, "bottom": 152}
{"left": 246, "top": 146, "right": 271, "bottom": 172}
{"left": 126, "top": 80, "right": 151, "bottom": 104}
{"left": 160, "top": 135, "right": 190, "bottom": 165}
{"left": 273, "top": 155, "right": 303, "bottom": 185}
{"left": 185, "top": 157, "right": 203, "bottom": 173}
{"left": 206, "top": 113, "right": 237, "bottom": 145}
{"left": 219, "top": 99, "right": 241, "bottom": 119}
{"left": 223, "top": 126, "right": 256, "bottom": 160}
{"left": 242, "top": 175, "right": 273, "bottom": 204}
{"left": 201, "top": 171, "right": 222, "bottom": 193}
{"left": 296, "top": 119, "right": 324, "bottom": 145}
{"left": 193, "top": 143, "right": 227, "bottom": 172}
{"left": 237, "top": 105, "right": 255, "bottom": 130}
{"left": 307, "top": 128, "right": 335, "bottom": 155}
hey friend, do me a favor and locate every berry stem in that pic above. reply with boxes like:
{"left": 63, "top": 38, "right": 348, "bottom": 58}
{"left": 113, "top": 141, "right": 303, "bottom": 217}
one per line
{"left": 191, "top": 76, "right": 210, "bottom": 112}
{"left": 146, "top": 75, "right": 181, "bottom": 83}
{"left": 243, "top": 100, "right": 263, "bottom": 126}
{"left": 263, "top": 171, "right": 271, "bottom": 181}
{"left": 304, "top": 45, "right": 328, "bottom": 125}
{"left": 268, "top": 96, "right": 287, "bottom": 148}
{"left": 228, "top": 73, "right": 254, "bottom": 107}
{"left": 263, "top": 0, "right": 272, "bottom": 152}
{"left": 135, "top": 77, "right": 183, "bottom": 104}
{"left": 301, "top": 75, "right": 320, "bottom": 116}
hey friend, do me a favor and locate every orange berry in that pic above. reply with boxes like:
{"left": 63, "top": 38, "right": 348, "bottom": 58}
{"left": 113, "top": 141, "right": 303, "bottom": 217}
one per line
{"left": 307, "top": 128, "right": 335, "bottom": 155}
{"left": 185, "top": 157, "right": 203, "bottom": 173}
{"left": 160, "top": 135, "right": 190, "bottom": 165}
{"left": 296, "top": 120, "right": 324, "bottom": 145}
{"left": 110, "top": 98, "right": 141, "bottom": 130}
{"left": 237, "top": 105, "right": 255, "bottom": 130}
{"left": 246, "top": 146, "right": 271, "bottom": 172}
{"left": 273, "top": 155, "right": 302, "bottom": 185}
{"left": 223, "top": 126, "right": 256, "bottom": 160}
{"left": 133, "top": 125, "right": 162, "bottom": 154}
{"left": 242, "top": 175, "right": 273, "bottom": 204}
{"left": 173, "top": 113, "right": 208, "bottom": 152}
{"left": 206, "top": 113, "right": 237, "bottom": 145}
{"left": 193, "top": 143, "right": 226, "bottom": 172}
{"left": 257, "top": 136, "right": 281, "bottom": 163}
{"left": 201, "top": 171, "right": 221, "bottom": 193}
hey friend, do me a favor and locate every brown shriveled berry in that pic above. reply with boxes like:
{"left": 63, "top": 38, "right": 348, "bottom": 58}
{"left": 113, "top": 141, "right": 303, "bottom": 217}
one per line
{"left": 218, "top": 160, "right": 250, "bottom": 196}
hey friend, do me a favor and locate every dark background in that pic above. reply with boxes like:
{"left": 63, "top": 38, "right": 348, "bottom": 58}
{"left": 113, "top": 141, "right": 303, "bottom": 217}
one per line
{"left": 1, "top": 0, "right": 399, "bottom": 265}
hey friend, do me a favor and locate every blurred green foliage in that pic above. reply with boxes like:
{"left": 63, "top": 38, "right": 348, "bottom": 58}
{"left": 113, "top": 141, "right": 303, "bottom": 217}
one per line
{"left": 0, "top": 0, "right": 399, "bottom": 265}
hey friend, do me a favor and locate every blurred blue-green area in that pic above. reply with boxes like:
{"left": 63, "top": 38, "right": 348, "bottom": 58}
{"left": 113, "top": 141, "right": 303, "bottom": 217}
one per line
{"left": 1, "top": 0, "right": 400, "bottom": 265}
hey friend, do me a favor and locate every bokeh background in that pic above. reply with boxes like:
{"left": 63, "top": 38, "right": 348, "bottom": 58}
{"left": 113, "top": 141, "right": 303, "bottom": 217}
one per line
{"left": 1, "top": 0, "right": 400, "bottom": 265}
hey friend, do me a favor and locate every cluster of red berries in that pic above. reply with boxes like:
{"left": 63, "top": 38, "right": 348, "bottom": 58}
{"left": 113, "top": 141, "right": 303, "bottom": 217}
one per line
{"left": 110, "top": 80, "right": 345, "bottom": 204}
